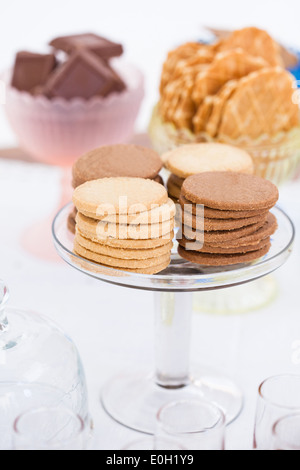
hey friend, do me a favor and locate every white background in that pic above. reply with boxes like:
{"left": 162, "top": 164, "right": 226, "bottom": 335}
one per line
{"left": 0, "top": 0, "right": 300, "bottom": 450}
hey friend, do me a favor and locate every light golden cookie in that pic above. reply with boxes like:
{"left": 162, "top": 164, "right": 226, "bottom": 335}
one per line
{"left": 74, "top": 240, "right": 170, "bottom": 269}
{"left": 75, "top": 230, "right": 173, "bottom": 260}
{"left": 77, "top": 227, "right": 174, "bottom": 249}
{"left": 192, "top": 48, "right": 267, "bottom": 106}
{"left": 76, "top": 212, "right": 175, "bottom": 240}
{"left": 164, "top": 143, "right": 254, "bottom": 178}
{"left": 217, "top": 27, "right": 283, "bottom": 67}
{"left": 205, "top": 79, "right": 238, "bottom": 137}
{"left": 192, "top": 96, "right": 214, "bottom": 134}
{"left": 160, "top": 42, "right": 214, "bottom": 93}
{"left": 78, "top": 198, "right": 175, "bottom": 224}
{"left": 73, "top": 177, "right": 168, "bottom": 216}
{"left": 219, "top": 68, "right": 299, "bottom": 140}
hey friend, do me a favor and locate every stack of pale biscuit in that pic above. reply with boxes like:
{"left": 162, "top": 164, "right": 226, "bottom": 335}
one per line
{"left": 178, "top": 172, "right": 279, "bottom": 266}
{"left": 72, "top": 177, "right": 175, "bottom": 274}
{"left": 163, "top": 143, "right": 254, "bottom": 201}
{"left": 68, "top": 144, "right": 164, "bottom": 233}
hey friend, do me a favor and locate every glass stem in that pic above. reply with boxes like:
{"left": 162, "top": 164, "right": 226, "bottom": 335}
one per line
{"left": 154, "top": 291, "right": 193, "bottom": 389}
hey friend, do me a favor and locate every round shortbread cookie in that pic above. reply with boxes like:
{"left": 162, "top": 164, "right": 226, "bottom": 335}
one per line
{"left": 182, "top": 217, "right": 267, "bottom": 244}
{"left": 74, "top": 240, "right": 170, "bottom": 268}
{"left": 76, "top": 212, "right": 175, "bottom": 240}
{"left": 72, "top": 144, "right": 163, "bottom": 188}
{"left": 179, "top": 194, "right": 269, "bottom": 220}
{"left": 178, "top": 242, "right": 271, "bottom": 266}
{"left": 73, "top": 177, "right": 168, "bottom": 216}
{"left": 167, "top": 179, "right": 182, "bottom": 200}
{"left": 164, "top": 143, "right": 254, "bottom": 178}
{"left": 182, "top": 172, "right": 279, "bottom": 211}
{"left": 75, "top": 231, "right": 173, "bottom": 260}
{"left": 207, "top": 213, "right": 278, "bottom": 248}
{"left": 178, "top": 236, "right": 270, "bottom": 254}
{"left": 77, "top": 198, "right": 175, "bottom": 224}
{"left": 182, "top": 210, "right": 268, "bottom": 232}
{"left": 74, "top": 247, "right": 171, "bottom": 274}
{"left": 77, "top": 227, "right": 174, "bottom": 249}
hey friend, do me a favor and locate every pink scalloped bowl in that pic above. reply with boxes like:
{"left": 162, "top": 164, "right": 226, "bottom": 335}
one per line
{"left": 4, "top": 61, "right": 144, "bottom": 166}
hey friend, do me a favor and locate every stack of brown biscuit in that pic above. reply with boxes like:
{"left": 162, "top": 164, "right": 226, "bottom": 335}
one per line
{"left": 178, "top": 172, "right": 279, "bottom": 266}
{"left": 72, "top": 177, "right": 175, "bottom": 274}
{"left": 68, "top": 144, "right": 164, "bottom": 232}
{"left": 163, "top": 143, "right": 254, "bottom": 201}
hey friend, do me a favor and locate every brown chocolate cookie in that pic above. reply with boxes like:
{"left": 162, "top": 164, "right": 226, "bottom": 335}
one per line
{"left": 154, "top": 174, "right": 165, "bottom": 185}
{"left": 179, "top": 194, "right": 269, "bottom": 220}
{"left": 167, "top": 178, "right": 182, "bottom": 199}
{"left": 178, "top": 236, "right": 270, "bottom": 254}
{"left": 181, "top": 172, "right": 279, "bottom": 211}
{"left": 178, "top": 241, "right": 271, "bottom": 266}
{"left": 207, "top": 213, "right": 278, "bottom": 248}
{"left": 182, "top": 210, "right": 268, "bottom": 232}
{"left": 168, "top": 174, "right": 185, "bottom": 188}
{"left": 72, "top": 144, "right": 163, "bottom": 188}
{"left": 181, "top": 217, "right": 267, "bottom": 244}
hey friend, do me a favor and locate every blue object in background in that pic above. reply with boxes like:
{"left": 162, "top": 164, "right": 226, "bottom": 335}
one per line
{"left": 288, "top": 50, "right": 300, "bottom": 86}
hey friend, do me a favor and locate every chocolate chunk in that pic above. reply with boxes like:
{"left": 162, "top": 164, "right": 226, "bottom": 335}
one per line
{"left": 49, "top": 33, "right": 123, "bottom": 60}
{"left": 43, "top": 50, "right": 125, "bottom": 100}
{"left": 11, "top": 51, "right": 57, "bottom": 92}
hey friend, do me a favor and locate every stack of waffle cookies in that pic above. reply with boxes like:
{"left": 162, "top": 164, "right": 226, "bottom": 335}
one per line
{"left": 178, "top": 172, "right": 279, "bottom": 266}
{"left": 72, "top": 177, "right": 175, "bottom": 274}
{"left": 68, "top": 144, "right": 164, "bottom": 233}
{"left": 163, "top": 143, "right": 254, "bottom": 202}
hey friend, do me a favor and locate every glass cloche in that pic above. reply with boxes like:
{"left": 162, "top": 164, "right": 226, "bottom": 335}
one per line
{"left": 0, "top": 280, "right": 89, "bottom": 450}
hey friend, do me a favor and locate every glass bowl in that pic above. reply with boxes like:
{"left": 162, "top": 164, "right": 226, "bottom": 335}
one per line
{"left": 4, "top": 61, "right": 144, "bottom": 166}
{"left": 149, "top": 105, "right": 300, "bottom": 186}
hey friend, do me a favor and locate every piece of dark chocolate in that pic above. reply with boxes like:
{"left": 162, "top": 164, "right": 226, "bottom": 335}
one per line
{"left": 49, "top": 33, "right": 123, "bottom": 60}
{"left": 43, "top": 49, "right": 125, "bottom": 100}
{"left": 11, "top": 51, "right": 57, "bottom": 92}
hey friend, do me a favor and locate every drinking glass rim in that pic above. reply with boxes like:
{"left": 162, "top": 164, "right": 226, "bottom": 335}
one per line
{"left": 259, "top": 374, "right": 300, "bottom": 410}
{"left": 272, "top": 413, "right": 300, "bottom": 451}
{"left": 157, "top": 399, "right": 226, "bottom": 436}
{"left": 13, "top": 406, "right": 85, "bottom": 447}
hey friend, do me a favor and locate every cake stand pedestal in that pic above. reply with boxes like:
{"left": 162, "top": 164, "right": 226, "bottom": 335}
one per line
{"left": 53, "top": 204, "right": 294, "bottom": 434}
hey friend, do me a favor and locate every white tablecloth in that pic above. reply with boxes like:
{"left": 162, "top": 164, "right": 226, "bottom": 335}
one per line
{"left": 0, "top": 157, "right": 299, "bottom": 450}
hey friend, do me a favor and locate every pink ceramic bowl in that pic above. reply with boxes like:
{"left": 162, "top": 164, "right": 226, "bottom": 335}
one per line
{"left": 4, "top": 61, "right": 144, "bottom": 166}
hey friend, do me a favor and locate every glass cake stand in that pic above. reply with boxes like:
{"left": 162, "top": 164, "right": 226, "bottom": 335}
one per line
{"left": 52, "top": 203, "right": 295, "bottom": 434}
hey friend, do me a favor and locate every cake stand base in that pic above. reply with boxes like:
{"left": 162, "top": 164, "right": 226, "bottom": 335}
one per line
{"left": 101, "top": 369, "right": 243, "bottom": 434}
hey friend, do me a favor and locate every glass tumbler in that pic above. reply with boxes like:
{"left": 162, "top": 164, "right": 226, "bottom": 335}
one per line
{"left": 157, "top": 399, "right": 225, "bottom": 450}
{"left": 254, "top": 375, "right": 300, "bottom": 450}
{"left": 13, "top": 406, "right": 86, "bottom": 450}
{"left": 272, "top": 413, "right": 300, "bottom": 450}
